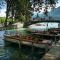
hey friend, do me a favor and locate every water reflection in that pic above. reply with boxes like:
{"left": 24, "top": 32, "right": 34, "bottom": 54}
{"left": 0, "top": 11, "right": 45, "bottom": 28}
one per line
{"left": 0, "top": 30, "right": 45, "bottom": 60}
{"left": 4, "top": 43, "right": 45, "bottom": 60}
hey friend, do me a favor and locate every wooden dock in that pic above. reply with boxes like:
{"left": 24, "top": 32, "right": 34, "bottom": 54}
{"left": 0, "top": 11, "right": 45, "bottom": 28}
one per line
{"left": 41, "top": 40, "right": 60, "bottom": 60}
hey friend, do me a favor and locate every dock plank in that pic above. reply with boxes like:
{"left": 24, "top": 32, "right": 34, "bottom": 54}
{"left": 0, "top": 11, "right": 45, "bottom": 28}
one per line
{"left": 41, "top": 40, "right": 60, "bottom": 60}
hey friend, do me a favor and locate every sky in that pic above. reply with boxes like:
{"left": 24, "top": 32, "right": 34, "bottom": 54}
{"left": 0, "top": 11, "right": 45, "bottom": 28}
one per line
{"left": 0, "top": 0, "right": 6, "bottom": 17}
{"left": 56, "top": 0, "right": 60, "bottom": 8}
{"left": 0, "top": 9, "right": 6, "bottom": 17}
{"left": 0, "top": 0, "right": 60, "bottom": 17}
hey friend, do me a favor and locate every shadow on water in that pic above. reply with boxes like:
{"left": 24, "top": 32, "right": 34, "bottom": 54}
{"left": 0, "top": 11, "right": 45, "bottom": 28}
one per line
{"left": 4, "top": 41, "right": 45, "bottom": 60}
{"left": 0, "top": 28, "right": 46, "bottom": 60}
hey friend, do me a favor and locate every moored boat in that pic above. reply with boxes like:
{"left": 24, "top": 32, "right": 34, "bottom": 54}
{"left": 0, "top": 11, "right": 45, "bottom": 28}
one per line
{"left": 28, "top": 23, "right": 47, "bottom": 33}
{"left": 4, "top": 34, "right": 52, "bottom": 50}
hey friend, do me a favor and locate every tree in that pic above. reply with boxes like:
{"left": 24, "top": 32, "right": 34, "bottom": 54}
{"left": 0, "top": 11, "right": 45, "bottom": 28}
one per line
{"left": 4, "top": 0, "right": 31, "bottom": 26}
{"left": 31, "top": 0, "right": 58, "bottom": 16}
{"left": 3, "top": 0, "right": 58, "bottom": 26}
{"left": 15, "top": 0, "right": 31, "bottom": 22}
{"left": 5, "top": 0, "right": 15, "bottom": 26}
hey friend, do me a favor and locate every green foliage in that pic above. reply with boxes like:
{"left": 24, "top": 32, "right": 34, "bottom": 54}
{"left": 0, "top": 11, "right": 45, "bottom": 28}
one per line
{"left": 0, "top": 0, "right": 58, "bottom": 26}
{"left": 0, "top": 17, "right": 14, "bottom": 23}
{"left": 15, "top": 0, "right": 31, "bottom": 22}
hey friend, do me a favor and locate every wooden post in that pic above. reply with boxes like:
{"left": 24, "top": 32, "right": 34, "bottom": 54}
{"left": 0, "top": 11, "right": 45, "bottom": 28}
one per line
{"left": 31, "top": 41, "right": 34, "bottom": 60}
{"left": 18, "top": 36, "right": 23, "bottom": 59}
{"left": 55, "top": 35, "right": 57, "bottom": 45}
{"left": 18, "top": 35, "right": 22, "bottom": 49}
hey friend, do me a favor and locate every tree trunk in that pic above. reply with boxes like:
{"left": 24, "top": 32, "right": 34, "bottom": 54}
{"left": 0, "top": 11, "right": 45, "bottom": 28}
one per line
{"left": 11, "top": 5, "right": 14, "bottom": 24}
{"left": 5, "top": 11, "right": 8, "bottom": 27}
{"left": 5, "top": 2, "right": 9, "bottom": 27}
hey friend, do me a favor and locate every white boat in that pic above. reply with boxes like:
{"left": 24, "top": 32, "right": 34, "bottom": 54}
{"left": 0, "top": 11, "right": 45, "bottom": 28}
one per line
{"left": 28, "top": 23, "right": 47, "bottom": 32}
{"left": 28, "top": 22, "right": 58, "bottom": 33}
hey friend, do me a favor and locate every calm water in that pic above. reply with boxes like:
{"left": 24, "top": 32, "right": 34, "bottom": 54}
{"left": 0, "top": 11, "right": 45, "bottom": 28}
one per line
{"left": 0, "top": 29, "right": 45, "bottom": 60}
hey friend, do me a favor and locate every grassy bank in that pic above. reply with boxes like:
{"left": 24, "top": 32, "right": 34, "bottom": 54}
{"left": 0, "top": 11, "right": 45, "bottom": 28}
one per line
{"left": 0, "top": 17, "right": 13, "bottom": 23}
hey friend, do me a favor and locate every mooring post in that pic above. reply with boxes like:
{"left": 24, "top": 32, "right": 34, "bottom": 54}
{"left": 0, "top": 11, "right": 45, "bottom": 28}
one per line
{"left": 18, "top": 36, "right": 22, "bottom": 49}
{"left": 31, "top": 41, "right": 34, "bottom": 60}
{"left": 54, "top": 35, "right": 57, "bottom": 45}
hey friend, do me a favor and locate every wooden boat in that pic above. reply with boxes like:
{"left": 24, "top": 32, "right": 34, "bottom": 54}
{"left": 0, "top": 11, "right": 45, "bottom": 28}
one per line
{"left": 4, "top": 34, "right": 52, "bottom": 50}
{"left": 48, "top": 28, "right": 60, "bottom": 34}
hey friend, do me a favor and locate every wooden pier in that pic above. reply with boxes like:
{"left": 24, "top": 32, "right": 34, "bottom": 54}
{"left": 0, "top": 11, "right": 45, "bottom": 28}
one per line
{"left": 41, "top": 40, "right": 60, "bottom": 60}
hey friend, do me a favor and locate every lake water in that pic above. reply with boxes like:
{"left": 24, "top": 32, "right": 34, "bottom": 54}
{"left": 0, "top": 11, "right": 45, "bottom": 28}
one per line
{"left": 0, "top": 22, "right": 59, "bottom": 60}
{"left": 0, "top": 29, "right": 45, "bottom": 60}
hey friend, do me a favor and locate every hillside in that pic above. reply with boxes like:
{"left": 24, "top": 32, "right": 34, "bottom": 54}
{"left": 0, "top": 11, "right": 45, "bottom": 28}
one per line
{"left": 32, "top": 7, "right": 60, "bottom": 20}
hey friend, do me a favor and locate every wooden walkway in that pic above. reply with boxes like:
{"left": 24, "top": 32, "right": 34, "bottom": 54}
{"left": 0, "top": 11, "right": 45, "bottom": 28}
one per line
{"left": 41, "top": 40, "right": 60, "bottom": 60}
